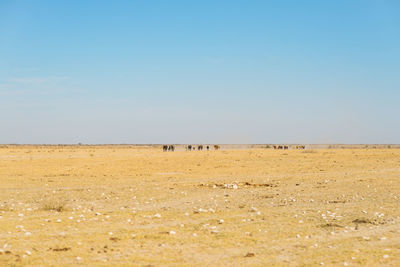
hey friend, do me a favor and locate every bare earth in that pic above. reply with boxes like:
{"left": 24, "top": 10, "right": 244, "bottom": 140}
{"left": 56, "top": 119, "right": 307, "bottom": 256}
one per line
{"left": 0, "top": 146, "right": 399, "bottom": 266}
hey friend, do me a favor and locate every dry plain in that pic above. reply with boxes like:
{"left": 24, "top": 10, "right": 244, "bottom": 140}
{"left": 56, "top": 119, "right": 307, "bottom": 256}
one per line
{"left": 0, "top": 145, "right": 400, "bottom": 266}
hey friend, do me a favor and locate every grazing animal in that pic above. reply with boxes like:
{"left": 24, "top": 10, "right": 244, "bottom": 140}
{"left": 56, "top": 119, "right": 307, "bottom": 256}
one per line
{"left": 284, "top": 145, "right": 288, "bottom": 150}
{"left": 188, "top": 145, "right": 192, "bottom": 151}
{"left": 198, "top": 145, "right": 203, "bottom": 151}
{"left": 273, "top": 145, "right": 277, "bottom": 149}
{"left": 168, "top": 145, "right": 175, "bottom": 151}
{"left": 163, "top": 145, "right": 168, "bottom": 151}
{"left": 206, "top": 145, "right": 209, "bottom": 151}
{"left": 214, "top": 145, "right": 220, "bottom": 150}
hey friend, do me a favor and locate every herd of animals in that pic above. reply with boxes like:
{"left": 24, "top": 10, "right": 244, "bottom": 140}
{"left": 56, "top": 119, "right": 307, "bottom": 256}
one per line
{"left": 162, "top": 145, "right": 220, "bottom": 151}
{"left": 162, "top": 145, "right": 305, "bottom": 151}
{"left": 273, "top": 145, "right": 306, "bottom": 150}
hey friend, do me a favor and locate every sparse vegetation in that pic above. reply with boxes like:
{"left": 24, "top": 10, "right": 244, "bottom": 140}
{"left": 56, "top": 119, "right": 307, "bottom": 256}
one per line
{"left": 40, "top": 196, "right": 68, "bottom": 212}
{"left": 353, "top": 218, "right": 372, "bottom": 224}
{"left": 41, "top": 201, "right": 66, "bottom": 212}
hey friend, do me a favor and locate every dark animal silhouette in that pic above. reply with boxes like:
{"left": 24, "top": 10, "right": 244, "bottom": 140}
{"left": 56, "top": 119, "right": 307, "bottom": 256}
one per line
{"left": 163, "top": 145, "right": 168, "bottom": 151}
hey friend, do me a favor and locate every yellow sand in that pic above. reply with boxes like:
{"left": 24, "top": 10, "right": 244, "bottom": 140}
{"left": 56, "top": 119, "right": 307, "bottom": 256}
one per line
{"left": 0, "top": 146, "right": 399, "bottom": 266}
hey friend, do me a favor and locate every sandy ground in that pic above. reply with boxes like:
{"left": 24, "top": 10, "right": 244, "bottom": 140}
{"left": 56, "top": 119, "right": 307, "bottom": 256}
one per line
{"left": 0, "top": 146, "right": 399, "bottom": 266}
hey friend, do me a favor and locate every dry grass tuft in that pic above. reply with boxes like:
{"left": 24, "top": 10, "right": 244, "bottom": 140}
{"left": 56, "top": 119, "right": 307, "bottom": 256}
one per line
{"left": 353, "top": 218, "right": 372, "bottom": 224}
{"left": 41, "top": 199, "right": 67, "bottom": 212}
{"left": 320, "top": 223, "right": 344, "bottom": 228}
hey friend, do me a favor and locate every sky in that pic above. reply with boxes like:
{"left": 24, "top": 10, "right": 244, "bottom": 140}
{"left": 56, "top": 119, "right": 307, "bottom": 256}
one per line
{"left": 0, "top": 0, "right": 399, "bottom": 144}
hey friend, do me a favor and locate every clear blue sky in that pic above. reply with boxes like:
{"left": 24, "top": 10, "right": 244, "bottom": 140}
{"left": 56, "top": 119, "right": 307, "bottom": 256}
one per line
{"left": 1, "top": 1, "right": 399, "bottom": 144}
